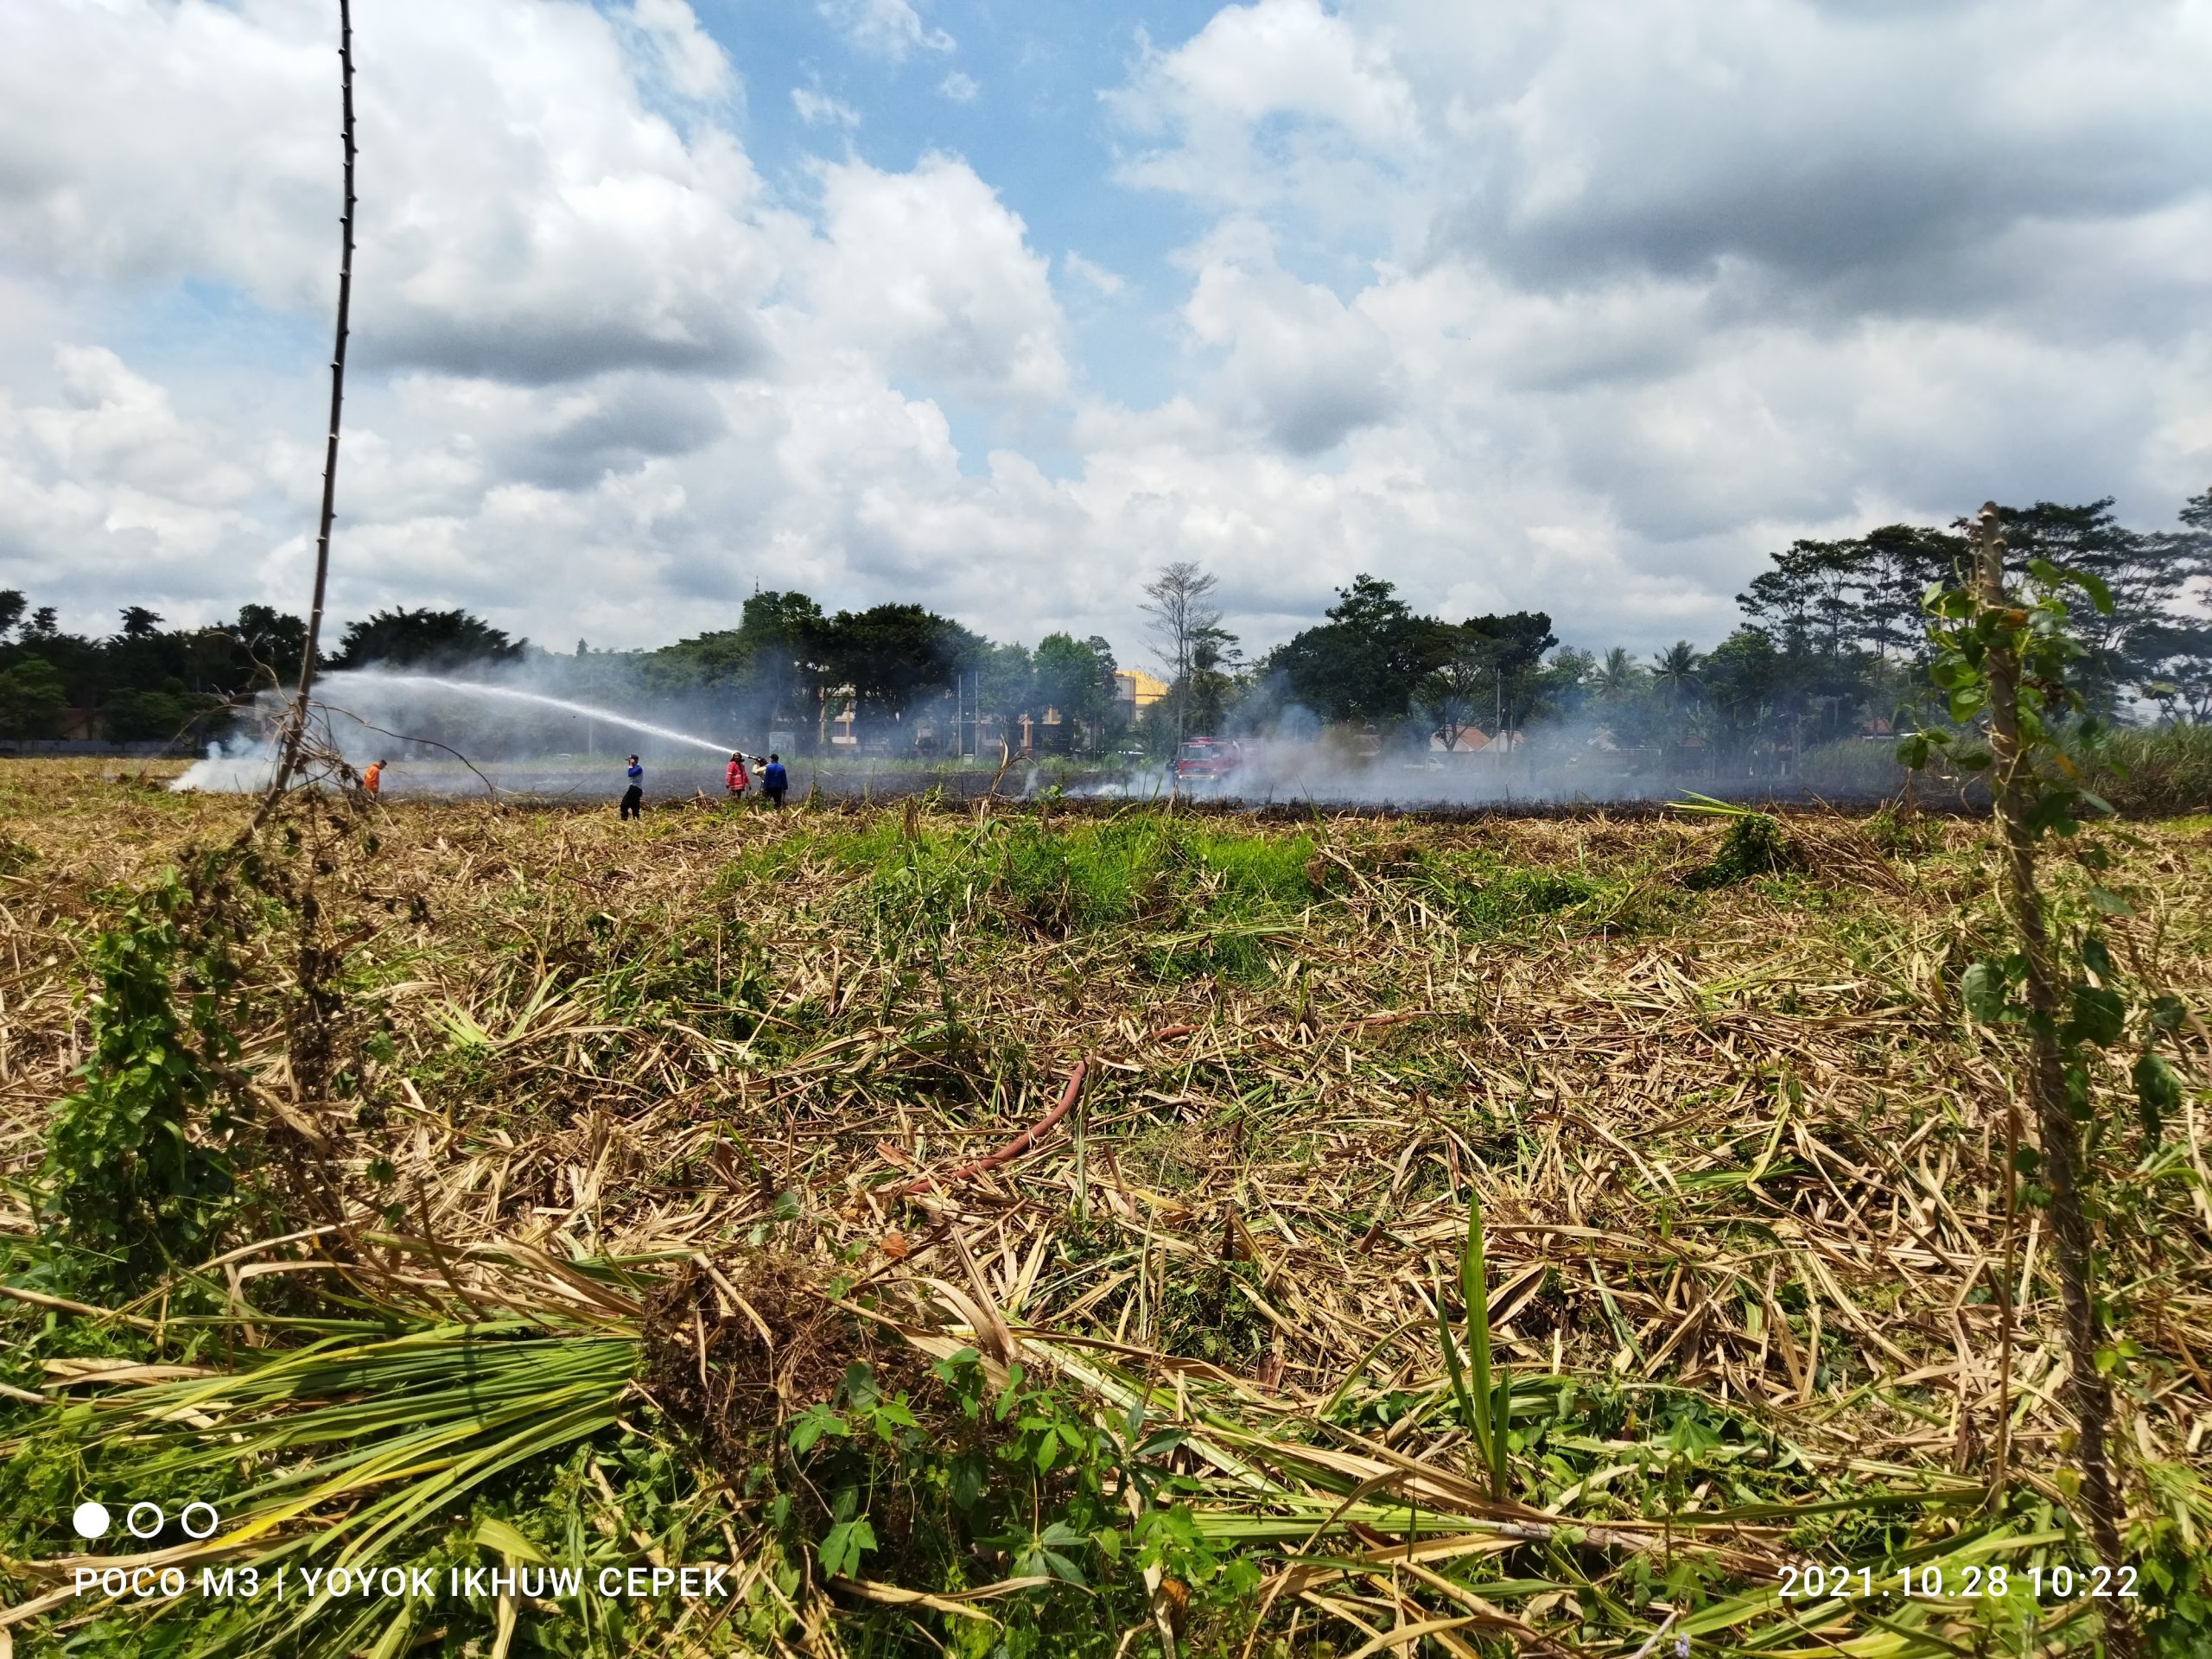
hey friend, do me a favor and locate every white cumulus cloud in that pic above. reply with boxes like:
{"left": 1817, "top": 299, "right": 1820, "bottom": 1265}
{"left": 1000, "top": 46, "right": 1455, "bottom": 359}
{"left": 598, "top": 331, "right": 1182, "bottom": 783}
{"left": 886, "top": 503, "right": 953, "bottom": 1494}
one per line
{"left": 792, "top": 86, "right": 862, "bottom": 129}
{"left": 817, "top": 0, "right": 954, "bottom": 61}
{"left": 1, "top": 0, "right": 2207, "bottom": 668}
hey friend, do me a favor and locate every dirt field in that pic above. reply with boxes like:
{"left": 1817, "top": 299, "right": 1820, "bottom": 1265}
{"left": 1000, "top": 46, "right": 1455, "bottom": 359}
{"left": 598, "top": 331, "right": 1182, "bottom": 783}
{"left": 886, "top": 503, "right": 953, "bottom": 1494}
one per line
{"left": 2, "top": 760, "right": 2208, "bottom": 1657}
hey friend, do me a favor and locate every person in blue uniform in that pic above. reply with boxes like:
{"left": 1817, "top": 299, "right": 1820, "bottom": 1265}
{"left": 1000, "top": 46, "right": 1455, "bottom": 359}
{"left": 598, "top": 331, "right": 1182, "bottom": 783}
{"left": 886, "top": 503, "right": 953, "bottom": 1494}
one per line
{"left": 620, "top": 755, "right": 644, "bottom": 820}
{"left": 761, "top": 753, "right": 788, "bottom": 809}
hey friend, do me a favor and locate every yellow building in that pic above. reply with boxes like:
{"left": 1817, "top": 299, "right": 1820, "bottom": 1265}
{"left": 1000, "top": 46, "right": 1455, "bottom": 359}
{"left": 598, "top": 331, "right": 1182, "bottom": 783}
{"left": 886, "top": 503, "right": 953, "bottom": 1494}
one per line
{"left": 1114, "top": 669, "right": 1168, "bottom": 715}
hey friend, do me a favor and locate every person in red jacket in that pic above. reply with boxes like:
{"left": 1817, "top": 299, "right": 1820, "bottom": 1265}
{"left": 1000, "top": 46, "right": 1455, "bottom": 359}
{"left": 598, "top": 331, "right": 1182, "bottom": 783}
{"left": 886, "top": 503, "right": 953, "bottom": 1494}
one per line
{"left": 726, "top": 752, "right": 751, "bottom": 799}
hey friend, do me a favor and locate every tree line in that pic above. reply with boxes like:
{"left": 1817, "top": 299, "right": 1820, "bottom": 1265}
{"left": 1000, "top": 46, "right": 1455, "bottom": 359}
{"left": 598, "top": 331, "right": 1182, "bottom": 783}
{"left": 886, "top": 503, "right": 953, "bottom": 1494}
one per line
{"left": 1168, "top": 491, "right": 2209, "bottom": 773}
{"left": 3, "top": 489, "right": 2203, "bottom": 762}
{"left": 0, "top": 598, "right": 529, "bottom": 742}
{"left": 575, "top": 591, "right": 1125, "bottom": 753}
{"left": 0, "top": 588, "right": 1123, "bottom": 754}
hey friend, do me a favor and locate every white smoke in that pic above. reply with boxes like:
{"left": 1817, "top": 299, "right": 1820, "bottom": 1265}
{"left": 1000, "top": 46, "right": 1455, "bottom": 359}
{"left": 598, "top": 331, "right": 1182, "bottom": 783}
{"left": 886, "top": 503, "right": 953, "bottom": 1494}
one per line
{"left": 169, "top": 667, "right": 748, "bottom": 795}
{"left": 171, "top": 732, "right": 283, "bottom": 794}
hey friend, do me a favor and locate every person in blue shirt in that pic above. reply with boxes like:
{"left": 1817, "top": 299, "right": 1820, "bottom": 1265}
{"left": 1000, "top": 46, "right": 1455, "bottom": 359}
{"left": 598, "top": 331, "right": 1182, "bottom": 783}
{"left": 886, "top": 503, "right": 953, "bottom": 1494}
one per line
{"left": 620, "top": 755, "right": 644, "bottom": 820}
{"left": 762, "top": 753, "right": 788, "bottom": 809}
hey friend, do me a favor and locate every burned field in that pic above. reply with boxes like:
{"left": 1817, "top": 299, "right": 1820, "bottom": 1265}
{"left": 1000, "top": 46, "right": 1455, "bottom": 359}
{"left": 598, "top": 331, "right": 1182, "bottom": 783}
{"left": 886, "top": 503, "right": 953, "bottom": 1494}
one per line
{"left": 2, "top": 760, "right": 2209, "bottom": 1657}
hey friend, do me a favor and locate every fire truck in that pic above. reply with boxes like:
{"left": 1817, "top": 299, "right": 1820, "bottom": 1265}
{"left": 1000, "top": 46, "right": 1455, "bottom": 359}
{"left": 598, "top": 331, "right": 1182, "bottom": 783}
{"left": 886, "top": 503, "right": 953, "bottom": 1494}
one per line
{"left": 1172, "top": 736, "right": 1243, "bottom": 788}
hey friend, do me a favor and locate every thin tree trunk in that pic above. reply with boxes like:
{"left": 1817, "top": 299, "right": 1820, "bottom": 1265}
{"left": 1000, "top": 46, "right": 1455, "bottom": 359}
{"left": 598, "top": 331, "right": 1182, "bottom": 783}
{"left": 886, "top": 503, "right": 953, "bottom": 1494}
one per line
{"left": 1973, "top": 504, "right": 2133, "bottom": 1654}
{"left": 258, "top": 0, "right": 355, "bottom": 820}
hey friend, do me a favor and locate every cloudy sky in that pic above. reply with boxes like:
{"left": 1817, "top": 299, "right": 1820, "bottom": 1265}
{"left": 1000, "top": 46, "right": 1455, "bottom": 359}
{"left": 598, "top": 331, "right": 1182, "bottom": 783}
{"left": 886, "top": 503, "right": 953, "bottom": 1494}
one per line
{"left": 3, "top": 0, "right": 2209, "bottom": 663}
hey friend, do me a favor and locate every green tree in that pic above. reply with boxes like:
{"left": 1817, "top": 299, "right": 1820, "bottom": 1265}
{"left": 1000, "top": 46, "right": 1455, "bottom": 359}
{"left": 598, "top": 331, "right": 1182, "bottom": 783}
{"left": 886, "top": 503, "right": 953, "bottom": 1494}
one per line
{"left": 0, "top": 657, "right": 67, "bottom": 738}
{"left": 1593, "top": 646, "right": 1643, "bottom": 702}
{"left": 645, "top": 591, "right": 830, "bottom": 741}
{"left": 735, "top": 588, "right": 829, "bottom": 723}
{"left": 2133, "top": 489, "right": 2212, "bottom": 720}
{"left": 976, "top": 640, "right": 1036, "bottom": 728}
{"left": 1272, "top": 575, "right": 1453, "bottom": 724}
{"left": 2137, "top": 619, "right": 2212, "bottom": 723}
{"left": 1415, "top": 628, "right": 1492, "bottom": 749}
{"left": 103, "top": 679, "right": 219, "bottom": 744}
{"left": 1650, "top": 640, "right": 1700, "bottom": 706}
{"left": 1034, "top": 632, "right": 1119, "bottom": 750}
{"left": 1854, "top": 524, "right": 1967, "bottom": 664}
{"left": 226, "top": 604, "right": 310, "bottom": 692}
{"left": 1984, "top": 499, "right": 2208, "bottom": 716}
{"left": 1649, "top": 640, "right": 1703, "bottom": 766}
{"left": 1535, "top": 645, "right": 1597, "bottom": 723}
{"left": 816, "top": 604, "right": 981, "bottom": 748}
{"left": 1185, "top": 624, "right": 1243, "bottom": 734}
{"left": 1698, "top": 628, "right": 1783, "bottom": 773}
{"left": 1141, "top": 561, "right": 1224, "bottom": 742}
{"left": 330, "top": 607, "right": 526, "bottom": 672}
{"left": 1738, "top": 539, "right": 1858, "bottom": 658}
{"left": 1462, "top": 611, "right": 1558, "bottom": 747}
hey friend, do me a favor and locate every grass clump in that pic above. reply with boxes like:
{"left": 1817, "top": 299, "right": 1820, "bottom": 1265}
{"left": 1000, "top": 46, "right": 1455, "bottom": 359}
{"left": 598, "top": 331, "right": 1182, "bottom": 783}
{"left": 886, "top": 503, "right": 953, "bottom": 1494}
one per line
{"left": 1679, "top": 795, "right": 1800, "bottom": 888}
{"left": 1421, "top": 850, "right": 1605, "bottom": 935}
{"left": 995, "top": 816, "right": 1178, "bottom": 928}
{"left": 2094, "top": 721, "right": 2212, "bottom": 816}
{"left": 1864, "top": 799, "right": 1936, "bottom": 859}
{"left": 1159, "top": 1255, "right": 1269, "bottom": 1367}
{"left": 842, "top": 814, "right": 1319, "bottom": 939}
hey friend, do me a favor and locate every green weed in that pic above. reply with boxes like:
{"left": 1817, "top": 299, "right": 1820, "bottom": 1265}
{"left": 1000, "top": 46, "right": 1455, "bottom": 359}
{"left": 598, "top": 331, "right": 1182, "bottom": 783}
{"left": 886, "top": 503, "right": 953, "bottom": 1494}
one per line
{"left": 1158, "top": 1256, "right": 1269, "bottom": 1368}
{"left": 1422, "top": 851, "right": 1604, "bottom": 934}
{"left": 38, "top": 865, "right": 247, "bottom": 1291}
{"left": 1678, "top": 797, "right": 1799, "bottom": 888}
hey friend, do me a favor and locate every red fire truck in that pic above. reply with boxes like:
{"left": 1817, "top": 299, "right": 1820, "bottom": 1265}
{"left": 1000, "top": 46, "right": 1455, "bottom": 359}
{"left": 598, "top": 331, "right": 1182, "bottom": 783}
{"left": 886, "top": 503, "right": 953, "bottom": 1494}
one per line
{"left": 1173, "top": 736, "right": 1243, "bottom": 787}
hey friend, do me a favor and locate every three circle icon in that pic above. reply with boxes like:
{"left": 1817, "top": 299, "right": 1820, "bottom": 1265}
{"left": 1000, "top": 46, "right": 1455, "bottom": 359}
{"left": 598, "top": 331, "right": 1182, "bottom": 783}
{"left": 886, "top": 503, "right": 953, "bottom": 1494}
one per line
{"left": 67, "top": 1501, "right": 219, "bottom": 1542}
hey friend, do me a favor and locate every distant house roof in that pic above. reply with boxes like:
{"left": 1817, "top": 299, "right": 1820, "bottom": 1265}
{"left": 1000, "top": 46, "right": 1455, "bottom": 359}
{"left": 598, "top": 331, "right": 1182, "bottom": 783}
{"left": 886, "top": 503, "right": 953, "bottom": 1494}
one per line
{"left": 1115, "top": 669, "right": 1169, "bottom": 709}
{"left": 1430, "top": 725, "right": 1492, "bottom": 752}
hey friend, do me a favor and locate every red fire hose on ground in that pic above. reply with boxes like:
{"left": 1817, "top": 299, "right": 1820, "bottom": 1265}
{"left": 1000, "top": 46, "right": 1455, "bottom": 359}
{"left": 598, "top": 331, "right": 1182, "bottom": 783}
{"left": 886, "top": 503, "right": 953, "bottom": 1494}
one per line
{"left": 888, "top": 1061, "right": 1088, "bottom": 1199}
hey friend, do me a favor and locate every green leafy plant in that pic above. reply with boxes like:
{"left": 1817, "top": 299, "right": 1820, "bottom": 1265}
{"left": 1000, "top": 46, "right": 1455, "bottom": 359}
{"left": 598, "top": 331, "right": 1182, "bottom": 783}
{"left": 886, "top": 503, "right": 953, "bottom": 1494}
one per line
{"left": 1435, "top": 1192, "right": 1512, "bottom": 1497}
{"left": 1676, "top": 792, "right": 1798, "bottom": 888}
{"left": 1897, "top": 504, "right": 2195, "bottom": 1659}
{"left": 39, "top": 866, "right": 246, "bottom": 1288}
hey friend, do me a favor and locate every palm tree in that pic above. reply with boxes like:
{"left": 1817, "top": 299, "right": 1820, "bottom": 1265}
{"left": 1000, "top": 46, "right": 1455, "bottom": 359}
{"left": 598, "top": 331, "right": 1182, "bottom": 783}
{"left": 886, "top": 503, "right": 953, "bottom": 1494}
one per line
{"left": 1596, "top": 646, "right": 1640, "bottom": 701}
{"left": 1651, "top": 641, "right": 1702, "bottom": 775}
{"left": 1650, "top": 641, "right": 1701, "bottom": 706}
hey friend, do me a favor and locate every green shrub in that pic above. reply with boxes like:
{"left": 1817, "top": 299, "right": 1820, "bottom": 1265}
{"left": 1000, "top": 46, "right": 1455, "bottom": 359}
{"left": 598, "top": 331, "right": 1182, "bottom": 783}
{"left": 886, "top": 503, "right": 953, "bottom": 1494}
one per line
{"left": 1685, "top": 810, "right": 1798, "bottom": 889}
{"left": 40, "top": 868, "right": 245, "bottom": 1288}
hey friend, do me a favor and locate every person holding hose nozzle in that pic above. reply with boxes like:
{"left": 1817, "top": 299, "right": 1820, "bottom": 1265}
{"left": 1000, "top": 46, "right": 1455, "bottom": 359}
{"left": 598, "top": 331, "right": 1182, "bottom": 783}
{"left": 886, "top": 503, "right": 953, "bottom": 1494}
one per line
{"left": 620, "top": 755, "right": 644, "bottom": 820}
{"left": 726, "top": 751, "right": 751, "bottom": 800}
